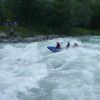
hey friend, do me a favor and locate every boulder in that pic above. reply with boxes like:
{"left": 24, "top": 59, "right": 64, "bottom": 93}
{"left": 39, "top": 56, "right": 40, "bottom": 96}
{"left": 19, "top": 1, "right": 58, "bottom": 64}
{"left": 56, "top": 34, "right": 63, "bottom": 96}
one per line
{"left": 0, "top": 32, "right": 7, "bottom": 38}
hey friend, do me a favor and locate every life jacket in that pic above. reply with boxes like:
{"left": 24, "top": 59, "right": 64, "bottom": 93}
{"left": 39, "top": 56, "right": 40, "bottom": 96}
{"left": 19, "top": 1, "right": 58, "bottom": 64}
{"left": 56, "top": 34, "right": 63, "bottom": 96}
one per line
{"left": 56, "top": 43, "right": 61, "bottom": 49}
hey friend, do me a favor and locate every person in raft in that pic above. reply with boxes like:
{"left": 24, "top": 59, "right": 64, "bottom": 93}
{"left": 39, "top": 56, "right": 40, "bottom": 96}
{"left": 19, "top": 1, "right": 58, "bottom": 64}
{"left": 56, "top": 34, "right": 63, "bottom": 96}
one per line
{"left": 56, "top": 42, "right": 61, "bottom": 49}
{"left": 66, "top": 41, "right": 70, "bottom": 48}
{"left": 73, "top": 43, "right": 78, "bottom": 47}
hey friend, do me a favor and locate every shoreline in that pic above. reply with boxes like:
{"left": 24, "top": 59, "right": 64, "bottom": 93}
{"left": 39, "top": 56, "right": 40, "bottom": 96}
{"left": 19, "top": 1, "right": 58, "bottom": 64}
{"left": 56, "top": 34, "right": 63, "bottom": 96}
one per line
{"left": 0, "top": 34, "right": 99, "bottom": 43}
{"left": 0, "top": 26, "right": 100, "bottom": 43}
{"left": 0, "top": 34, "right": 60, "bottom": 43}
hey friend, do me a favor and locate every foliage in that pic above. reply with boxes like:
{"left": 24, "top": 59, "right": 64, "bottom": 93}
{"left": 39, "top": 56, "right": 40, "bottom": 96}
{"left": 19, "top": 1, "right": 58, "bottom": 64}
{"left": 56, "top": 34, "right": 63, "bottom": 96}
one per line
{"left": 0, "top": 0, "right": 100, "bottom": 35}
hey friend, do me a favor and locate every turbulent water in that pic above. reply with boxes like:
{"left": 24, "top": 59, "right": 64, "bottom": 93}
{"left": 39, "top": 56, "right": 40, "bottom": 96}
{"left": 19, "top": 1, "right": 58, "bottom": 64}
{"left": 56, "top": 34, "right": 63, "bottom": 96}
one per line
{"left": 0, "top": 36, "right": 100, "bottom": 100}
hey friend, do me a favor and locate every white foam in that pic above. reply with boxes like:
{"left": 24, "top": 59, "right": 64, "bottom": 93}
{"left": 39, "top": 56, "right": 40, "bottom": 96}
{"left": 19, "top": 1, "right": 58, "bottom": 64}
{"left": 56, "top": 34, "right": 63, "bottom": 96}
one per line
{"left": 0, "top": 43, "right": 48, "bottom": 100}
{"left": 0, "top": 36, "right": 100, "bottom": 100}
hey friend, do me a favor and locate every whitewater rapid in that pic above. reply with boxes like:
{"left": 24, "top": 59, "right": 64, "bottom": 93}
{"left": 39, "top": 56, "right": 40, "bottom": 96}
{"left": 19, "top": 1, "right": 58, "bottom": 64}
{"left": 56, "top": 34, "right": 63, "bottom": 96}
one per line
{"left": 0, "top": 36, "right": 100, "bottom": 100}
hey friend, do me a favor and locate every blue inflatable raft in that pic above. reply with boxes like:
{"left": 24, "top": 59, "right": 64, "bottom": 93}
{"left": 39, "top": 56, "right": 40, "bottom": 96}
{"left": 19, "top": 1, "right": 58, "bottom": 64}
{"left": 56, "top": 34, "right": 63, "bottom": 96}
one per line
{"left": 47, "top": 46, "right": 61, "bottom": 53}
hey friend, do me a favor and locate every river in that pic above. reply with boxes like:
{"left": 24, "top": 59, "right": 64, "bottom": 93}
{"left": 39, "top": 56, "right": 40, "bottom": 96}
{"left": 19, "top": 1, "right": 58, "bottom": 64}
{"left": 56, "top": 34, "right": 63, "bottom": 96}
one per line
{"left": 0, "top": 36, "right": 100, "bottom": 100}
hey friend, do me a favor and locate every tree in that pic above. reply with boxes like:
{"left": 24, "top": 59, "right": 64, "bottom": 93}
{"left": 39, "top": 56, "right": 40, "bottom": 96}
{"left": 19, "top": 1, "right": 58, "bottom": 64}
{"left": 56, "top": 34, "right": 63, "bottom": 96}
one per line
{"left": 90, "top": 0, "right": 100, "bottom": 27}
{"left": 70, "top": 0, "right": 93, "bottom": 27}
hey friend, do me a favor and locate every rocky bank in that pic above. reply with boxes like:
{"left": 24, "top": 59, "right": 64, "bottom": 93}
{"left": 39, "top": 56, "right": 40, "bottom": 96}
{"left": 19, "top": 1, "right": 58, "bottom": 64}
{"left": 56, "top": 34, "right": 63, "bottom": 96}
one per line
{"left": 0, "top": 32, "right": 60, "bottom": 43}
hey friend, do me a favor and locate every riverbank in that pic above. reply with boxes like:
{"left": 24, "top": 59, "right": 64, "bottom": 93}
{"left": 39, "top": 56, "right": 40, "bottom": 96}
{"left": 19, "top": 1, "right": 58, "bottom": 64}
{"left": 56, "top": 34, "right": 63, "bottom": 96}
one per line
{"left": 0, "top": 26, "right": 100, "bottom": 43}
{"left": 69, "top": 27, "right": 100, "bottom": 36}
{"left": 0, "top": 34, "right": 60, "bottom": 43}
{"left": 0, "top": 26, "right": 60, "bottom": 43}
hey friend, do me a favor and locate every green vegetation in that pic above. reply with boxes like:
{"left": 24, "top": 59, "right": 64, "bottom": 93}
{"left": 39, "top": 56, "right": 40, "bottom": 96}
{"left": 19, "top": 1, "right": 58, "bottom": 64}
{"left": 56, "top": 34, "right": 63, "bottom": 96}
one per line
{"left": 70, "top": 27, "right": 100, "bottom": 36}
{"left": 0, "top": 26, "right": 39, "bottom": 38}
{"left": 0, "top": 0, "right": 100, "bottom": 36}
{"left": 0, "top": 25, "right": 56, "bottom": 37}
